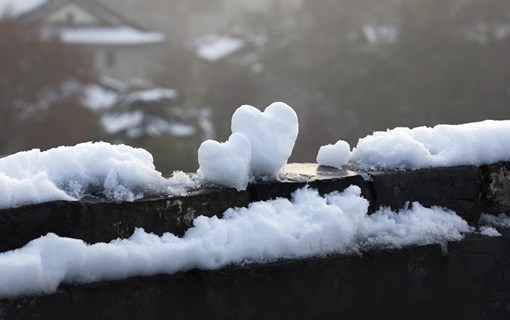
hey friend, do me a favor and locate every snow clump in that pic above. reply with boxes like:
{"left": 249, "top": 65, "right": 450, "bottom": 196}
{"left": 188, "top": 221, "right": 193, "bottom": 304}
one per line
{"left": 316, "top": 140, "right": 351, "bottom": 169}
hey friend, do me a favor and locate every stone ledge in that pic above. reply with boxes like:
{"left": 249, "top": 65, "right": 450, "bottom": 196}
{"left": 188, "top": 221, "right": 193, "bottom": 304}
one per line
{"left": 1, "top": 162, "right": 510, "bottom": 253}
{"left": 1, "top": 231, "right": 510, "bottom": 320}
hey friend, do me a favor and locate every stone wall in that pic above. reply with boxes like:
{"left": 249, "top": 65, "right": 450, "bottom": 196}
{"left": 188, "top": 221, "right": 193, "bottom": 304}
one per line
{"left": 1, "top": 162, "right": 510, "bottom": 319}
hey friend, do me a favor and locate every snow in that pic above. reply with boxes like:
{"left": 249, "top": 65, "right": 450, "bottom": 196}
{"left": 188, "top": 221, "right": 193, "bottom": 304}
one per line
{"left": 198, "top": 102, "right": 298, "bottom": 189}
{"left": 479, "top": 213, "right": 510, "bottom": 229}
{"left": 0, "top": 142, "right": 194, "bottom": 209}
{"left": 362, "top": 24, "right": 398, "bottom": 44}
{"left": 349, "top": 120, "right": 510, "bottom": 170}
{"left": 0, "top": 185, "right": 472, "bottom": 298}
{"left": 198, "top": 133, "right": 252, "bottom": 190}
{"left": 479, "top": 226, "right": 501, "bottom": 237}
{"left": 195, "top": 35, "right": 245, "bottom": 62}
{"left": 2, "top": 109, "right": 506, "bottom": 299}
{"left": 59, "top": 27, "right": 166, "bottom": 45}
{"left": 101, "top": 111, "right": 144, "bottom": 136}
{"left": 101, "top": 113, "right": 195, "bottom": 138}
{"left": 231, "top": 102, "right": 299, "bottom": 176}
{"left": 0, "top": 0, "right": 47, "bottom": 17}
{"left": 124, "top": 88, "right": 178, "bottom": 104}
{"left": 82, "top": 85, "right": 119, "bottom": 111}
{"left": 317, "top": 140, "right": 351, "bottom": 169}
{"left": 146, "top": 120, "right": 195, "bottom": 137}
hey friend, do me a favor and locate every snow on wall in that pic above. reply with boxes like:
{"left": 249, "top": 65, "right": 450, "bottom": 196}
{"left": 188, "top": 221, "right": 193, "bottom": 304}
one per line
{"left": 0, "top": 186, "right": 472, "bottom": 298}
{"left": 348, "top": 120, "right": 510, "bottom": 170}
{"left": 0, "top": 142, "right": 195, "bottom": 209}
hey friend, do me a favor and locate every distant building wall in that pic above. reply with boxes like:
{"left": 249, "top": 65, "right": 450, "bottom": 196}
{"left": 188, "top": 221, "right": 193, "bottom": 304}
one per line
{"left": 83, "top": 43, "right": 167, "bottom": 84}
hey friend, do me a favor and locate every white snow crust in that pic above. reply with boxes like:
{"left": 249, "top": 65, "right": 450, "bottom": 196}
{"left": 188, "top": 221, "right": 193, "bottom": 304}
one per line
{"left": 350, "top": 120, "right": 510, "bottom": 170}
{"left": 0, "top": 186, "right": 472, "bottom": 298}
{"left": 0, "top": 142, "right": 193, "bottom": 209}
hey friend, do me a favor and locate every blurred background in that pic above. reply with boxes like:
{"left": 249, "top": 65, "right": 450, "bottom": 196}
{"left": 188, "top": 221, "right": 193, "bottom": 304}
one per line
{"left": 1, "top": 0, "right": 509, "bottom": 175}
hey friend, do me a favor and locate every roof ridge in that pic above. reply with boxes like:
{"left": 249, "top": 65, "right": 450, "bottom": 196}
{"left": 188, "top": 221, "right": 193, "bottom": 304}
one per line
{"left": 19, "top": 0, "right": 150, "bottom": 31}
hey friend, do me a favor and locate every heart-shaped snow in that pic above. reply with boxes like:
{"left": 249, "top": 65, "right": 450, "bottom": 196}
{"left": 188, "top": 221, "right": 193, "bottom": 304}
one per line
{"left": 198, "top": 132, "right": 251, "bottom": 190}
{"left": 231, "top": 102, "right": 299, "bottom": 176}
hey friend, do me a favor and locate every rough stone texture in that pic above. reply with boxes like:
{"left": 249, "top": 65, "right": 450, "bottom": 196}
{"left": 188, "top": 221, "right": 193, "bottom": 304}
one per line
{"left": 481, "top": 162, "right": 510, "bottom": 214}
{"left": 2, "top": 233, "right": 510, "bottom": 319}
{"left": 0, "top": 188, "right": 250, "bottom": 253}
{"left": 367, "top": 165, "right": 483, "bottom": 222}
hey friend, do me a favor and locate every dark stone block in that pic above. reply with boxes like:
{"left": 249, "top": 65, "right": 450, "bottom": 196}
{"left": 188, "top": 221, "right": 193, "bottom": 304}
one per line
{"left": 3, "top": 233, "right": 510, "bottom": 319}
{"left": 368, "top": 166, "right": 483, "bottom": 223}
{"left": 0, "top": 244, "right": 444, "bottom": 320}
{"left": 445, "top": 229, "right": 510, "bottom": 296}
{"left": 0, "top": 188, "right": 250, "bottom": 253}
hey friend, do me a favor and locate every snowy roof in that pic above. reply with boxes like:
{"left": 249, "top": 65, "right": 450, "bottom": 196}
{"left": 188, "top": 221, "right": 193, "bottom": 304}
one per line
{"left": 195, "top": 35, "right": 245, "bottom": 62}
{"left": 59, "top": 26, "right": 166, "bottom": 45}
{"left": 0, "top": 0, "right": 47, "bottom": 17}
{"left": 20, "top": 0, "right": 127, "bottom": 26}
{"left": 8, "top": 0, "right": 167, "bottom": 46}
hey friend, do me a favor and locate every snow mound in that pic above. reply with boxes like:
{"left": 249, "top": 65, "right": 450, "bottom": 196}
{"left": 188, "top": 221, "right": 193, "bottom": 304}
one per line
{"left": 0, "top": 186, "right": 472, "bottom": 298}
{"left": 0, "top": 142, "right": 191, "bottom": 209}
{"left": 317, "top": 140, "right": 351, "bottom": 169}
{"left": 350, "top": 120, "right": 510, "bottom": 170}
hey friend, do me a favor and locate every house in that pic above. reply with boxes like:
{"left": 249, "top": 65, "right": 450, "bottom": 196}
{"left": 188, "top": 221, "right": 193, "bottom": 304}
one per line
{"left": 2, "top": 0, "right": 167, "bottom": 85}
